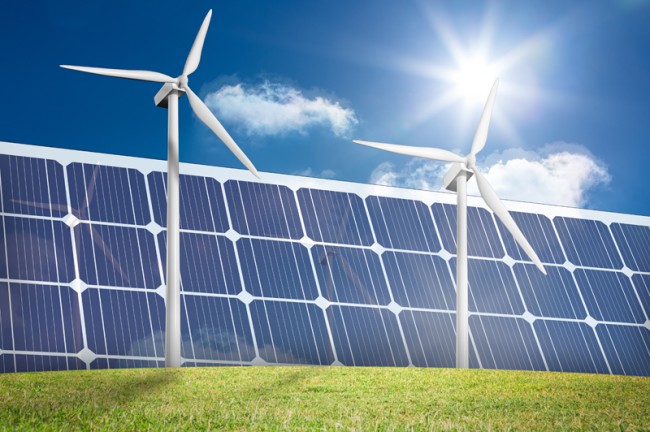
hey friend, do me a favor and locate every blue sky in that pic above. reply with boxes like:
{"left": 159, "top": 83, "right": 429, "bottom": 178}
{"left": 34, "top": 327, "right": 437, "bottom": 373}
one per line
{"left": 1, "top": 0, "right": 649, "bottom": 215}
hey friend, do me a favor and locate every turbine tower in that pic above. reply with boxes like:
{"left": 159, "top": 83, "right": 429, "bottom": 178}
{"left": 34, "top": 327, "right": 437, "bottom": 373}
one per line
{"left": 62, "top": 10, "right": 260, "bottom": 368}
{"left": 353, "top": 79, "right": 546, "bottom": 368}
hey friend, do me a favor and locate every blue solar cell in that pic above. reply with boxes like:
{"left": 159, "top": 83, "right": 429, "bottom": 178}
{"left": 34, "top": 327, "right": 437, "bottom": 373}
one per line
{"left": 597, "top": 325, "right": 650, "bottom": 376}
{"left": 496, "top": 211, "right": 565, "bottom": 264}
{"left": 514, "top": 264, "right": 586, "bottom": 319}
{"left": 366, "top": 196, "right": 441, "bottom": 252}
{"left": 0, "top": 355, "right": 14, "bottom": 373}
{"left": 575, "top": 269, "right": 645, "bottom": 324}
{"left": 67, "top": 163, "right": 150, "bottom": 225}
{"left": 632, "top": 275, "right": 650, "bottom": 319}
{"left": 328, "top": 305, "right": 408, "bottom": 366}
{"left": 450, "top": 259, "right": 524, "bottom": 314}
{"left": 90, "top": 358, "right": 164, "bottom": 369}
{"left": 432, "top": 204, "right": 504, "bottom": 258}
{"left": 534, "top": 320, "right": 609, "bottom": 374}
{"left": 383, "top": 251, "right": 455, "bottom": 310}
{"left": 554, "top": 217, "right": 623, "bottom": 269}
{"left": 298, "top": 188, "right": 373, "bottom": 246}
{"left": 76, "top": 225, "right": 160, "bottom": 289}
{"left": 13, "top": 355, "right": 85, "bottom": 373}
{"left": 0, "top": 155, "right": 68, "bottom": 218}
{"left": 148, "top": 172, "right": 229, "bottom": 233}
{"left": 82, "top": 288, "right": 165, "bottom": 357}
{"left": 470, "top": 315, "right": 545, "bottom": 371}
{"left": 238, "top": 238, "right": 317, "bottom": 300}
{"left": 250, "top": 300, "right": 334, "bottom": 365}
{"left": 225, "top": 180, "right": 302, "bottom": 240}
{"left": 399, "top": 310, "right": 456, "bottom": 368}
{"left": 0, "top": 285, "right": 11, "bottom": 350}
{"left": 610, "top": 223, "right": 650, "bottom": 272}
{"left": 159, "top": 232, "right": 241, "bottom": 295}
{"left": 312, "top": 245, "right": 391, "bottom": 305}
{"left": 0, "top": 283, "right": 83, "bottom": 354}
{"left": 2, "top": 217, "right": 74, "bottom": 283}
{"left": 182, "top": 294, "right": 256, "bottom": 363}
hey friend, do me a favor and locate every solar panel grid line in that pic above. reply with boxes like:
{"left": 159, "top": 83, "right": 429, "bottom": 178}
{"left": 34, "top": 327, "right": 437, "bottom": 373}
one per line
{"left": 597, "top": 325, "right": 637, "bottom": 375}
{"left": 577, "top": 269, "right": 644, "bottom": 323}
{"left": 361, "top": 198, "right": 414, "bottom": 365}
{"left": 232, "top": 187, "right": 279, "bottom": 363}
{"left": 541, "top": 226, "right": 616, "bottom": 380}
{"left": 614, "top": 224, "right": 650, "bottom": 273}
{"left": 223, "top": 182, "right": 274, "bottom": 360}
{"left": 515, "top": 265, "right": 584, "bottom": 319}
{"left": 571, "top": 219, "right": 606, "bottom": 268}
{"left": 477, "top": 209, "right": 504, "bottom": 258}
{"left": 432, "top": 204, "right": 456, "bottom": 253}
{"left": 534, "top": 320, "right": 568, "bottom": 372}
{"left": 290, "top": 189, "right": 343, "bottom": 364}
{"left": 469, "top": 315, "right": 497, "bottom": 368}
{"left": 410, "top": 199, "right": 438, "bottom": 252}
{"left": 198, "top": 184, "right": 250, "bottom": 365}
{"left": 259, "top": 198, "right": 323, "bottom": 359}
{"left": 328, "top": 253, "right": 386, "bottom": 364}
{"left": 566, "top": 271, "right": 626, "bottom": 374}
{"left": 600, "top": 222, "right": 626, "bottom": 269}
{"left": 613, "top": 224, "right": 639, "bottom": 271}
{"left": 216, "top": 180, "right": 262, "bottom": 363}
{"left": 533, "top": 213, "right": 566, "bottom": 264}
{"left": 126, "top": 172, "right": 158, "bottom": 358}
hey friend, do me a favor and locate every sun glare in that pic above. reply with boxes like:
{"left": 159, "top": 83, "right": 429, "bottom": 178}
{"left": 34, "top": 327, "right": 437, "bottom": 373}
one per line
{"left": 393, "top": 5, "right": 552, "bottom": 146}
{"left": 451, "top": 55, "right": 498, "bottom": 104}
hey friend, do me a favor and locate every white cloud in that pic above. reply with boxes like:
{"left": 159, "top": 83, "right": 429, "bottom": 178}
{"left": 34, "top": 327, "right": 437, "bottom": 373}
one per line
{"left": 204, "top": 81, "right": 357, "bottom": 137}
{"left": 370, "top": 159, "right": 446, "bottom": 191}
{"left": 294, "top": 167, "right": 337, "bottom": 179}
{"left": 369, "top": 143, "right": 611, "bottom": 208}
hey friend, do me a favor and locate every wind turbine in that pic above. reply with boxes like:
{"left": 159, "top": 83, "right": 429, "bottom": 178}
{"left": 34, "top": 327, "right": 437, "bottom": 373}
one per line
{"left": 353, "top": 79, "right": 546, "bottom": 368}
{"left": 62, "top": 9, "right": 260, "bottom": 368}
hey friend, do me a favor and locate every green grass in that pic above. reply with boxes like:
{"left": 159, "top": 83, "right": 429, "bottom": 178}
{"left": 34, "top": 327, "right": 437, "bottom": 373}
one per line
{"left": 0, "top": 366, "right": 648, "bottom": 431}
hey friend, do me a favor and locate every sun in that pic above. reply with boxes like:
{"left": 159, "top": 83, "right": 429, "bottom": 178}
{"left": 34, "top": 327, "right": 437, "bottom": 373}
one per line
{"left": 450, "top": 54, "right": 498, "bottom": 105}
{"left": 391, "top": 6, "right": 552, "bottom": 145}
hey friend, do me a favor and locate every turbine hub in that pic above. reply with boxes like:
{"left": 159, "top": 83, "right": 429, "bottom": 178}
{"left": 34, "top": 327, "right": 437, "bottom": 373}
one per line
{"left": 178, "top": 75, "right": 189, "bottom": 88}
{"left": 466, "top": 154, "right": 476, "bottom": 170}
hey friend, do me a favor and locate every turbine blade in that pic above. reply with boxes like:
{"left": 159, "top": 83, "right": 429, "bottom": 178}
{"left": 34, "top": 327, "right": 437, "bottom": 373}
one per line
{"left": 184, "top": 85, "right": 260, "bottom": 178}
{"left": 469, "top": 78, "right": 499, "bottom": 156}
{"left": 353, "top": 140, "right": 465, "bottom": 163}
{"left": 473, "top": 168, "right": 546, "bottom": 274}
{"left": 183, "top": 10, "right": 213, "bottom": 76}
{"left": 60, "top": 65, "right": 176, "bottom": 83}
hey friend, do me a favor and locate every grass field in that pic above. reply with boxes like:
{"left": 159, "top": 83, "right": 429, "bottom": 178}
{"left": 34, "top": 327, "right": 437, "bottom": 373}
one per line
{"left": 0, "top": 366, "right": 648, "bottom": 431}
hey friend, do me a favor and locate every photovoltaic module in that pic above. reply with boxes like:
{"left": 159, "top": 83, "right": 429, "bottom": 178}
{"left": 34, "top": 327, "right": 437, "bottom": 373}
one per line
{"left": 0, "top": 141, "right": 648, "bottom": 376}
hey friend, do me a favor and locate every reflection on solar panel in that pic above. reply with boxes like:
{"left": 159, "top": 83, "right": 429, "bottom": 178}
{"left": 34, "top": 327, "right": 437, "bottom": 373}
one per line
{"left": 1, "top": 141, "right": 649, "bottom": 376}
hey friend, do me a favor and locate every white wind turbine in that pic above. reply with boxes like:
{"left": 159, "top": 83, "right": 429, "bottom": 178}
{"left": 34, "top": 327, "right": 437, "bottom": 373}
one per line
{"left": 62, "top": 9, "right": 260, "bottom": 368}
{"left": 354, "top": 79, "right": 546, "bottom": 368}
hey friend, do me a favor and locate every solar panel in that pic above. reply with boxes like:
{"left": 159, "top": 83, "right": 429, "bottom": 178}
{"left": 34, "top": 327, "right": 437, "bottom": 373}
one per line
{"left": 1, "top": 141, "right": 649, "bottom": 376}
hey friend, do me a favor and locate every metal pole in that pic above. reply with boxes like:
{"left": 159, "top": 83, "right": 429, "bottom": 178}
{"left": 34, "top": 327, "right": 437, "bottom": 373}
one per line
{"left": 165, "top": 90, "right": 181, "bottom": 368}
{"left": 455, "top": 173, "right": 469, "bottom": 368}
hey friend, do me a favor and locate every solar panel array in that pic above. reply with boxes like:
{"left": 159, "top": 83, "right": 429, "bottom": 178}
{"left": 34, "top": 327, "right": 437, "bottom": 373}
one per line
{"left": 0, "top": 142, "right": 649, "bottom": 376}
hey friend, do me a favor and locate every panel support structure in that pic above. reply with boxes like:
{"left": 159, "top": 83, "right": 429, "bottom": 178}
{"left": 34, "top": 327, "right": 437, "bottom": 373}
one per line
{"left": 156, "top": 83, "right": 185, "bottom": 368}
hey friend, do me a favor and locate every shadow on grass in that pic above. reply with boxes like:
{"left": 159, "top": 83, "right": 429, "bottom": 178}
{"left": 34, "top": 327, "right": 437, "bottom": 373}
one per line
{"left": 236, "top": 365, "right": 328, "bottom": 402}
{"left": 0, "top": 367, "right": 182, "bottom": 425}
